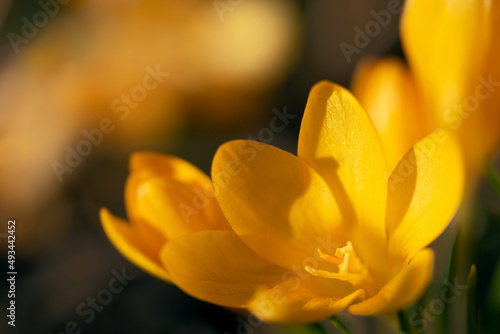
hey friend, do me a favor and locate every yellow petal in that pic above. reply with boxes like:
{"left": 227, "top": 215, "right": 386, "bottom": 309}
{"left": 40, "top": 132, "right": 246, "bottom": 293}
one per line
{"left": 351, "top": 57, "right": 427, "bottom": 172}
{"left": 480, "top": 2, "right": 500, "bottom": 160}
{"left": 160, "top": 230, "right": 285, "bottom": 308}
{"left": 212, "top": 140, "right": 346, "bottom": 269}
{"left": 386, "top": 130, "right": 464, "bottom": 260}
{"left": 100, "top": 208, "right": 170, "bottom": 281}
{"left": 297, "top": 81, "right": 387, "bottom": 272}
{"left": 402, "top": 0, "right": 500, "bottom": 170}
{"left": 349, "top": 248, "right": 434, "bottom": 315}
{"left": 126, "top": 152, "right": 230, "bottom": 240}
{"left": 248, "top": 282, "right": 365, "bottom": 323}
{"left": 129, "top": 152, "right": 209, "bottom": 181}
{"left": 401, "top": 0, "right": 489, "bottom": 121}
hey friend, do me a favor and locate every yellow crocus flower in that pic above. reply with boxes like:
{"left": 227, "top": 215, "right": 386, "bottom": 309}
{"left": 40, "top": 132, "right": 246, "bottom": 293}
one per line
{"left": 354, "top": 0, "right": 500, "bottom": 174}
{"left": 101, "top": 81, "right": 464, "bottom": 323}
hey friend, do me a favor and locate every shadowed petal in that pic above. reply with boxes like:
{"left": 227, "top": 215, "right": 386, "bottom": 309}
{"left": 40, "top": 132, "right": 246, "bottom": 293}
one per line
{"left": 161, "top": 230, "right": 285, "bottom": 308}
{"left": 212, "top": 140, "right": 346, "bottom": 269}
{"left": 100, "top": 208, "right": 170, "bottom": 281}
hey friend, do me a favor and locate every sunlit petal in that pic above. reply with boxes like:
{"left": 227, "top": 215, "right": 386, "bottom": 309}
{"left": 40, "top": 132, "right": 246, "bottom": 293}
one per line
{"left": 386, "top": 130, "right": 464, "bottom": 259}
{"left": 126, "top": 152, "right": 230, "bottom": 240}
{"left": 298, "top": 80, "right": 388, "bottom": 274}
{"left": 349, "top": 249, "right": 433, "bottom": 315}
{"left": 248, "top": 282, "right": 364, "bottom": 323}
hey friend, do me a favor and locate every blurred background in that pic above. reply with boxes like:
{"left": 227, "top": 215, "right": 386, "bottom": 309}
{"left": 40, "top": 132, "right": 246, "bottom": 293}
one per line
{"left": 0, "top": 0, "right": 498, "bottom": 333}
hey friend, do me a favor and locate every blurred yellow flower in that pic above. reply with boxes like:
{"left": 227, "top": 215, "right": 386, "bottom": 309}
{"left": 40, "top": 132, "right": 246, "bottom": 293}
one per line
{"left": 0, "top": 0, "right": 300, "bottom": 248}
{"left": 352, "top": 57, "right": 426, "bottom": 172}
{"left": 101, "top": 81, "right": 464, "bottom": 322}
{"left": 353, "top": 0, "right": 500, "bottom": 173}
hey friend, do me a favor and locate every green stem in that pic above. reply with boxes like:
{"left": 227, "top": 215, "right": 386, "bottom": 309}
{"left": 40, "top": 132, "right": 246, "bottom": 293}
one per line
{"left": 302, "top": 317, "right": 351, "bottom": 334}
{"left": 466, "top": 265, "right": 478, "bottom": 334}
{"left": 484, "top": 162, "right": 500, "bottom": 198}
{"left": 397, "top": 310, "right": 413, "bottom": 334}
{"left": 330, "top": 316, "right": 351, "bottom": 334}
{"left": 302, "top": 323, "right": 328, "bottom": 334}
{"left": 441, "top": 228, "right": 461, "bottom": 334}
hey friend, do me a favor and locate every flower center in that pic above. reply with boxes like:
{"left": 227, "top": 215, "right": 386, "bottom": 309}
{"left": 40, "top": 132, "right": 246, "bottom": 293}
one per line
{"left": 305, "top": 241, "right": 379, "bottom": 295}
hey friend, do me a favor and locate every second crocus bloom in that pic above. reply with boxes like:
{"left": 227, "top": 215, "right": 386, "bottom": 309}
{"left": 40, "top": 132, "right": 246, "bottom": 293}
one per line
{"left": 353, "top": 0, "right": 500, "bottom": 174}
